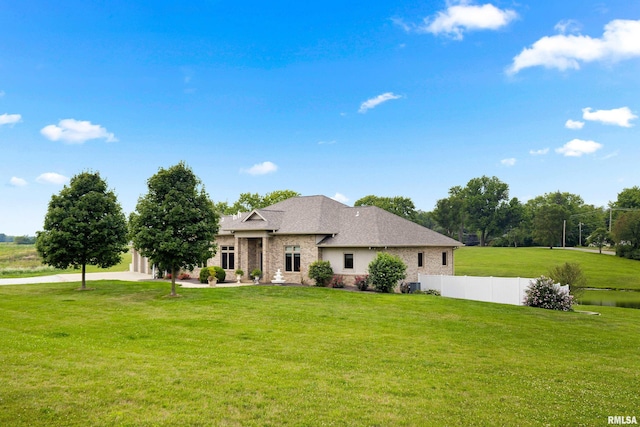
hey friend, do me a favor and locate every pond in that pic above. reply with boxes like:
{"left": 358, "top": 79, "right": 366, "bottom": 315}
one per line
{"left": 578, "top": 289, "right": 640, "bottom": 309}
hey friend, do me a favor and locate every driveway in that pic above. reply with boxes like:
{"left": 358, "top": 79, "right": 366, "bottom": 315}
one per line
{"left": 0, "top": 271, "right": 255, "bottom": 288}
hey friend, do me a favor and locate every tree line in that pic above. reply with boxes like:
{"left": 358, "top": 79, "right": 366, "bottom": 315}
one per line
{"left": 354, "top": 176, "right": 640, "bottom": 259}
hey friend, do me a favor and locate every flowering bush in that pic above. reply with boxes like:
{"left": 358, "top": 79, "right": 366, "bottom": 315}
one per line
{"left": 177, "top": 272, "right": 191, "bottom": 280}
{"left": 329, "top": 275, "right": 345, "bottom": 288}
{"left": 523, "top": 276, "right": 574, "bottom": 311}
{"left": 354, "top": 275, "right": 369, "bottom": 291}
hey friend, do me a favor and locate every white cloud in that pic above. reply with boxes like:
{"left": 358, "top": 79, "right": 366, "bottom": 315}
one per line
{"left": 36, "top": 172, "right": 70, "bottom": 185}
{"left": 10, "top": 177, "right": 27, "bottom": 187}
{"left": 565, "top": 119, "right": 585, "bottom": 130}
{"left": 508, "top": 19, "right": 640, "bottom": 75}
{"left": 529, "top": 148, "right": 549, "bottom": 155}
{"left": 501, "top": 158, "right": 516, "bottom": 166}
{"left": 0, "top": 90, "right": 5, "bottom": 98}
{"left": 318, "top": 140, "right": 337, "bottom": 145}
{"left": 554, "top": 19, "right": 581, "bottom": 35}
{"left": 241, "top": 161, "right": 278, "bottom": 176}
{"left": 582, "top": 107, "right": 637, "bottom": 127}
{"left": 331, "top": 193, "right": 349, "bottom": 204}
{"left": 358, "top": 92, "right": 402, "bottom": 113}
{"left": 555, "top": 139, "right": 603, "bottom": 157}
{"left": 0, "top": 113, "right": 21, "bottom": 126}
{"left": 420, "top": 1, "right": 518, "bottom": 40}
{"left": 40, "top": 119, "right": 117, "bottom": 144}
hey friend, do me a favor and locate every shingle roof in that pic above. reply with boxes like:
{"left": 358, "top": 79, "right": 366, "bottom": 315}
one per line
{"left": 218, "top": 195, "right": 462, "bottom": 247}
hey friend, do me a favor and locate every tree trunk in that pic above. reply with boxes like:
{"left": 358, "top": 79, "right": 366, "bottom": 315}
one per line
{"left": 81, "top": 263, "right": 86, "bottom": 290}
{"left": 171, "top": 265, "right": 177, "bottom": 296}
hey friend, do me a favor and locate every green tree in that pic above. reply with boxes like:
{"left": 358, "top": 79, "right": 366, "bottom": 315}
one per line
{"left": 35, "top": 172, "right": 128, "bottom": 290}
{"left": 463, "top": 176, "right": 509, "bottom": 246}
{"left": 525, "top": 191, "right": 587, "bottom": 246}
{"left": 223, "top": 190, "right": 301, "bottom": 214}
{"left": 533, "top": 204, "right": 568, "bottom": 248}
{"left": 129, "top": 162, "right": 219, "bottom": 296}
{"left": 611, "top": 211, "right": 640, "bottom": 259}
{"left": 354, "top": 195, "right": 417, "bottom": 221}
{"left": 614, "top": 186, "right": 640, "bottom": 209}
{"left": 368, "top": 252, "right": 407, "bottom": 293}
{"left": 586, "top": 227, "right": 611, "bottom": 254}
{"left": 433, "top": 185, "right": 465, "bottom": 241}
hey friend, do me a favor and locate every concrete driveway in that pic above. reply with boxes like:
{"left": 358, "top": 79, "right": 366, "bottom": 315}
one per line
{"left": 0, "top": 271, "right": 254, "bottom": 288}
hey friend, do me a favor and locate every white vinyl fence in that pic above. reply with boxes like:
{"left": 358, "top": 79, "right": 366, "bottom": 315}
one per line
{"left": 418, "top": 274, "right": 569, "bottom": 306}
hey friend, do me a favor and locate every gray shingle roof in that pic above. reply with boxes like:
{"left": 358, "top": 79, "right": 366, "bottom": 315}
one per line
{"left": 218, "top": 195, "right": 462, "bottom": 247}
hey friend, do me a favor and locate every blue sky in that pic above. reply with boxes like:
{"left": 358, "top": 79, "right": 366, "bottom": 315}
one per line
{"left": 1, "top": 1, "right": 640, "bottom": 235}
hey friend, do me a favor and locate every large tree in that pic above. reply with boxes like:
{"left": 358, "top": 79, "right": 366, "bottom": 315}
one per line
{"left": 463, "top": 176, "right": 509, "bottom": 246}
{"left": 129, "top": 162, "right": 219, "bottom": 296}
{"left": 612, "top": 211, "right": 640, "bottom": 257}
{"left": 36, "top": 172, "right": 128, "bottom": 290}
{"left": 354, "top": 195, "right": 417, "bottom": 220}
{"left": 532, "top": 204, "right": 568, "bottom": 249}
{"left": 433, "top": 186, "right": 465, "bottom": 241}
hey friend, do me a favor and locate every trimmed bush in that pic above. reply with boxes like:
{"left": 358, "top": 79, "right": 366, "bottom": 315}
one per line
{"left": 523, "top": 276, "right": 574, "bottom": 311}
{"left": 308, "top": 260, "right": 333, "bottom": 287}
{"left": 368, "top": 252, "right": 407, "bottom": 293}
{"left": 199, "top": 267, "right": 211, "bottom": 284}
{"left": 213, "top": 266, "right": 226, "bottom": 282}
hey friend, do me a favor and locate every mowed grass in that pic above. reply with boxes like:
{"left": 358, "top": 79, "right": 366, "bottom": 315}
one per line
{"left": 0, "top": 243, "right": 131, "bottom": 278}
{"left": 1, "top": 281, "right": 638, "bottom": 426}
{"left": 455, "top": 246, "right": 640, "bottom": 291}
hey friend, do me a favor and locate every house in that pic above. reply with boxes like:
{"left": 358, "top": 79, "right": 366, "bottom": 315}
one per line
{"left": 208, "top": 195, "right": 462, "bottom": 284}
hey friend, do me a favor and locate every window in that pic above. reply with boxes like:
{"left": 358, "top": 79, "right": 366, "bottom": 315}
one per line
{"left": 442, "top": 251, "right": 447, "bottom": 266}
{"left": 221, "top": 246, "right": 235, "bottom": 270}
{"left": 418, "top": 252, "right": 424, "bottom": 267}
{"left": 344, "top": 253, "right": 354, "bottom": 269}
{"left": 285, "top": 246, "right": 301, "bottom": 272}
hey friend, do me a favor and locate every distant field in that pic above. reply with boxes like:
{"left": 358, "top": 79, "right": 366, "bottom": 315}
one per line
{"left": 0, "top": 281, "right": 638, "bottom": 426}
{"left": 455, "top": 246, "right": 640, "bottom": 291}
{"left": 0, "top": 243, "right": 131, "bottom": 278}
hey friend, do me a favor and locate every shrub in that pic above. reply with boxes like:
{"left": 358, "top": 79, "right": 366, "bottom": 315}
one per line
{"left": 235, "top": 269, "right": 244, "bottom": 277}
{"left": 199, "top": 267, "right": 211, "bottom": 284}
{"left": 368, "top": 252, "right": 407, "bottom": 293}
{"left": 177, "top": 272, "right": 191, "bottom": 280}
{"left": 523, "top": 276, "right": 574, "bottom": 311}
{"left": 548, "top": 262, "right": 587, "bottom": 300}
{"left": 354, "top": 275, "right": 369, "bottom": 291}
{"left": 212, "top": 266, "right": 226, "bottom": 282}
{"left": 329, "top": 275, "right": 345, "bottom": 288}
{"left": 250, "top": 268, "right": 262, "bottom": 279}
{"left": 308, "top": 260, "right": 333, "bottom": 287}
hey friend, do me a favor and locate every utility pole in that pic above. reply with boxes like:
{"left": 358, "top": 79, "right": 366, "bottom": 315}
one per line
{"left": 579, "top": 222, "right": 583, "bottom": 246}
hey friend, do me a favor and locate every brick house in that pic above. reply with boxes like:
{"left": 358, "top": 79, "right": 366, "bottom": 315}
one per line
{"left": 207, "top": 195, "right": 462, "bottom": 284}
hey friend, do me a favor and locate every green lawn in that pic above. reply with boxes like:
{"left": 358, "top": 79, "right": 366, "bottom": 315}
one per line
{"left": 0, "top": 243, "right": 131, "bottom": 278}
{"left": 1, "top": 281, "right": 638, "bottom": 426}
{"left": 455, "top": 246, "right": 640, "bottom": 291}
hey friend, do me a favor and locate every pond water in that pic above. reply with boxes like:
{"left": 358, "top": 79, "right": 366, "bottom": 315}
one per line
{"left": 578, "top": 289, "right": 640, "bottom": 309}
